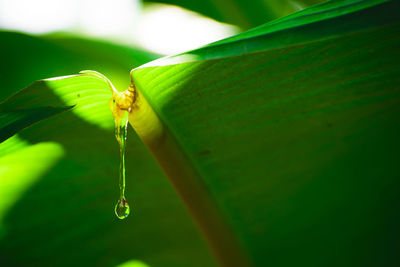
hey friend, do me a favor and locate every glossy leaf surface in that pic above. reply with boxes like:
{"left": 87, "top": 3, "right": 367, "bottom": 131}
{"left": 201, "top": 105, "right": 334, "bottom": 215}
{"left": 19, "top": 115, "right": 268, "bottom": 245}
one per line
{"left": 1, "top": 0, "right": 399, "bottom": 266}
{"left": 131, "top": 0, "right": 400, "bottom": 266}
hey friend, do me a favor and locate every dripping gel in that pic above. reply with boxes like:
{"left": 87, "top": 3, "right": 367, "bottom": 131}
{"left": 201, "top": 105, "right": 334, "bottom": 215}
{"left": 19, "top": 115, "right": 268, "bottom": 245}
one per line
{"left": 114, "top": 111, "right": 130, "bottom": 219}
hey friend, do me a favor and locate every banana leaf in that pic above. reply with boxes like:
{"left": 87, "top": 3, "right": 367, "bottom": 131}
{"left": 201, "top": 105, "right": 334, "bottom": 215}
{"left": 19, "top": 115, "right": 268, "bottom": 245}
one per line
{"left": 0, "top": 34, "right": 216, "bottom": 267}
{"left": 130, "top": 0, "right": 400, "bottom": 266}
{"left": 143, "top": 0, "right": 325, "bottom": 30}
{"left": 1, "top": 0, "right": 400, "bottom": 266}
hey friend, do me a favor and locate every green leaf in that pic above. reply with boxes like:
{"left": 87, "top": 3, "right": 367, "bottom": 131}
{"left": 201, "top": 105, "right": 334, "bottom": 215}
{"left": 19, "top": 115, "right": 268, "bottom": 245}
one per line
{"left": 144, "top": 0, "right": 326, "bottom": 29}
{"left": 0, "top": 31, "right": 160, "bottom": 142}
{"left": 0, "top": 32, "right": 160, "bottom": 103}
{"left": 0, "top": 73, "right": 115, "bottom": 143}
{"left": 144, "top": 0, "right": 398, "bottom": 64}
{"left": 0, "top": 34, "right": 216, "bottom": 267}
{"left": 1, "top": 0, "right": 400, "bottom": 266}
{"left": 128, "top": 0, "right": 400, "bottom": 266}
{"left": 0, "top": 104, "right": 71, "bottom": 143}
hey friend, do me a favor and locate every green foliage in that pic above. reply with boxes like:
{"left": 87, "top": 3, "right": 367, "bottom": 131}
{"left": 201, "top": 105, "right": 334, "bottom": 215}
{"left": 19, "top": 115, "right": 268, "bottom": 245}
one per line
{"left": 132, "top": 0, "right": 400, "bottom": 266}
{"left": 0, "top": 34, "right": 215, "bottom": 267}
{"left": 143, "top": 0, "right": 325, "bottom": 29}
{"left": 1, "top": 0, "right": 399, "bottom": 266}
{"left": 0, "top": 32, "right": 159, "bottom": 102}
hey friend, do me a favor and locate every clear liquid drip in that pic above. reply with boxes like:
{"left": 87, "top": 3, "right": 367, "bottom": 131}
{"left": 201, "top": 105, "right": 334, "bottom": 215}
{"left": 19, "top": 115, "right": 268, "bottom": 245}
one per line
{"left": 114, "top": 110, "right": 130, "bottom": 219}
{"left": 115, "top": 197, "right": 130, "bottom": 219}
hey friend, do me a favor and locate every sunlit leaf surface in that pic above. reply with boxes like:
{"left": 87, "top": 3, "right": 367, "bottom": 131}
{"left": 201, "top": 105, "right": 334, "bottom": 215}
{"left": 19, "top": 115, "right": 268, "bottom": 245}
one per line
{"left": 0, "top": 141, "right": 64, "bottom": 224}
{"left": 0, "top": 33, "right": 216, "bottom": 267}
{"left": 1, "top": 0, "right": 399, "bottom": 266}
{"left": 130, "top": 0, "right": 400, "bottom": 266}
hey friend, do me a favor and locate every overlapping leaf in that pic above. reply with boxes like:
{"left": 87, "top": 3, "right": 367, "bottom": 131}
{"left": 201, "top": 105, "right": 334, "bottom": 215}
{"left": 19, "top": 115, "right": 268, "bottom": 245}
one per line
{"left": 1, "top": 0, "right": 399, "bottom": 266}
{"left": 0, "top": 34, "right": 216, "bottom": 267}
{"left": 144, "top": 0, "right": 325, "bottom": 29}
{"left": 131, "top": 0, "right": 400, "bottom": 266}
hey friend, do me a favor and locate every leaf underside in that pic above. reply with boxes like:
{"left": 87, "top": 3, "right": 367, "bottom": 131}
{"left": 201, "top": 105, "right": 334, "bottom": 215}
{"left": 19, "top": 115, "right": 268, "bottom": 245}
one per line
{"left": 131, "top": 0, "right": 400, "bottom": 266}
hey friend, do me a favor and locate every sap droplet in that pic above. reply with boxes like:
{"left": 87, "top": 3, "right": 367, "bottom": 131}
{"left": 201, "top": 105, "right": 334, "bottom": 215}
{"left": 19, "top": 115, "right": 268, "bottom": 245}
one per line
{"left": 115, "top": 197, "right": 130, "bottom": 219}
{"left": 111, "top": 89, "right": 133, "bottom": 220}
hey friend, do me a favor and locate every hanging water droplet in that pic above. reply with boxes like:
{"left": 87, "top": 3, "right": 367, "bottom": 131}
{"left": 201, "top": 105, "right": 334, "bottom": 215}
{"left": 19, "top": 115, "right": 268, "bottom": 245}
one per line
{"left": 115, "top": 197, "right": 130, "bottom": 219}
{"left": 112, "top": 97, "right": 131, "bottom": 220}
